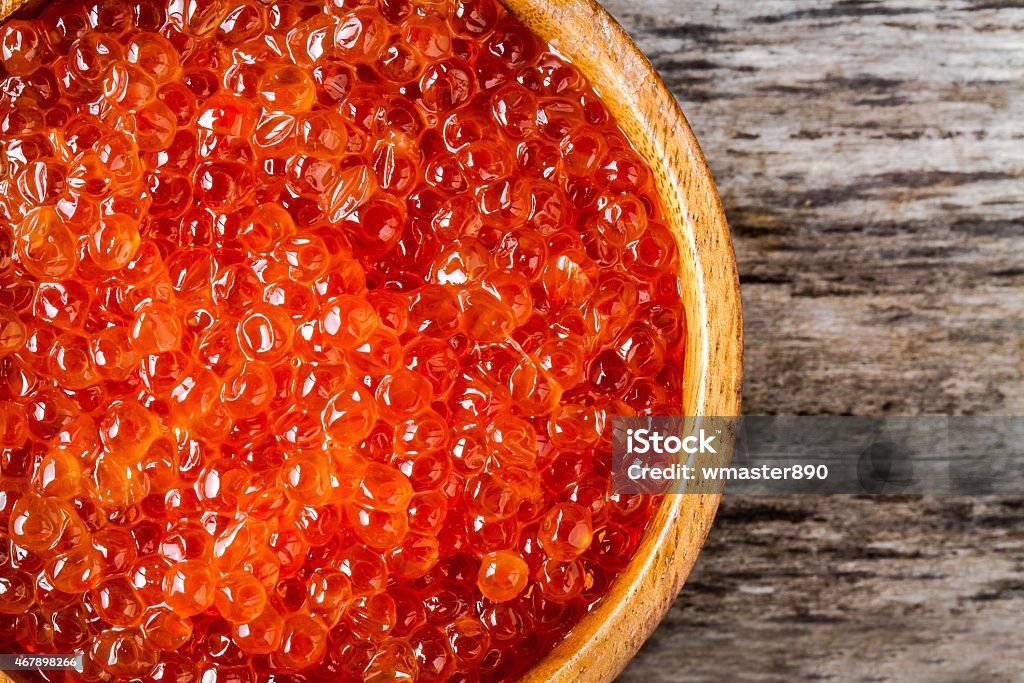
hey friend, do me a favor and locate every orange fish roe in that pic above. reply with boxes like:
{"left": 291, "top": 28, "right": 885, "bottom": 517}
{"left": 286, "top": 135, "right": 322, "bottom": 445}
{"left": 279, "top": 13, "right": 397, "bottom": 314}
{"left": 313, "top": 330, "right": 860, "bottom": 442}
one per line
{"left": 0, "top": 0, "right": 686, "bottom": 680}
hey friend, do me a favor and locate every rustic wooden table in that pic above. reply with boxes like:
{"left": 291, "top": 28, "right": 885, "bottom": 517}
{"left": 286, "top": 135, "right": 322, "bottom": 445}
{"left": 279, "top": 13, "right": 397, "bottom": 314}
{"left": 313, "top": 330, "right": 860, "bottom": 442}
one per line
{"left": 601, "top": 1, "right": 1024, "bottom": 681}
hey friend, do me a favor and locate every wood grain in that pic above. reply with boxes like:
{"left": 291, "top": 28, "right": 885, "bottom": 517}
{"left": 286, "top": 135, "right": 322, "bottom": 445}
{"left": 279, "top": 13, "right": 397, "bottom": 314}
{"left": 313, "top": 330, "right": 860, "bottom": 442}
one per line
{"left": 601, "top": 0, "right": 1024, "bottom": 681}
{"left": 0, "top": 0, "right": 19, "bottom": 21}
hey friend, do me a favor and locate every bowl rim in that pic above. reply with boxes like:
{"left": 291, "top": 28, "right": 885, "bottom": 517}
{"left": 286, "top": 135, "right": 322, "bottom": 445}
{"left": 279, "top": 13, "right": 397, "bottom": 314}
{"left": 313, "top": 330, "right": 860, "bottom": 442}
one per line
{"left": 500, "top": 0, "right": 744, "bottom": 681}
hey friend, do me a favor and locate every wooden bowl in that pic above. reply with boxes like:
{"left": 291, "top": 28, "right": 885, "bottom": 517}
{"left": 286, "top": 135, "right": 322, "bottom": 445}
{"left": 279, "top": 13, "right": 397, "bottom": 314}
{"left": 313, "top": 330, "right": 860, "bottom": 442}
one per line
{"left": 498, "top": 1, "right": 742, "bottom": 680}
{"left": 0, "top": 0, "right": 742, "bottom": 681}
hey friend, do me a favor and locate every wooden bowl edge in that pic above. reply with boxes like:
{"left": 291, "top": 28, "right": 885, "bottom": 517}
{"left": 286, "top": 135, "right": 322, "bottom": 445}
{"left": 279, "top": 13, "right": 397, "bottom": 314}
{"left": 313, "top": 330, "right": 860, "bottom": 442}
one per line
{"left": 502, "top": 0, "right": 743, "bottom": 681}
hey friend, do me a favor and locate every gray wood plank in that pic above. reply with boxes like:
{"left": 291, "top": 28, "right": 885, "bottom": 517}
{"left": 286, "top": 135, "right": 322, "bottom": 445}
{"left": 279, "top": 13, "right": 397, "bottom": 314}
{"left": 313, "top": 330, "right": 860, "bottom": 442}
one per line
{"left": 597, "top": 1, "right": 1024, "bottom": 680}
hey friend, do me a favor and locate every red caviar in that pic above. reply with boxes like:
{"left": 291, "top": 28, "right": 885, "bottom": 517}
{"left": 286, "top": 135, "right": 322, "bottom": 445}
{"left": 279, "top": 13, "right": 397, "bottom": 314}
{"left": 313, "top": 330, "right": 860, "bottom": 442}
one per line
{"left": 0, "top": 0, "right": 685, "bottom": 680}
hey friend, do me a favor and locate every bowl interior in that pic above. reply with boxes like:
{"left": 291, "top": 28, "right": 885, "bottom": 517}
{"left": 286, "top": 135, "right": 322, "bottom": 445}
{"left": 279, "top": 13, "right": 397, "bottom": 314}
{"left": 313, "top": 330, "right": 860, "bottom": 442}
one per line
{"left": 0, "top": 0, "right": 742, "bottom": 681}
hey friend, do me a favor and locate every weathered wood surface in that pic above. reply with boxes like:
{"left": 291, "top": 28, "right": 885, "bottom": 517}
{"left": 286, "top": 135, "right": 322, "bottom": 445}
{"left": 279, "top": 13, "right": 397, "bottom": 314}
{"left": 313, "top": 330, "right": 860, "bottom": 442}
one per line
{"left": 602, "top": 1, "right": 1024, "bottom": 681}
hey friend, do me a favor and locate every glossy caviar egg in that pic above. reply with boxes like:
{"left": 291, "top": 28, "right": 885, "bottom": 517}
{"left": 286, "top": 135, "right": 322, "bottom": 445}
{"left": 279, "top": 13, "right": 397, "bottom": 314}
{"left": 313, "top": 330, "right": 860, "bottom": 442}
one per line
{"left": 477, "top": 550, "right": 530, "bottom": 603}
{"left": 0, "top": 0, "right": 686, "bottom": 680}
